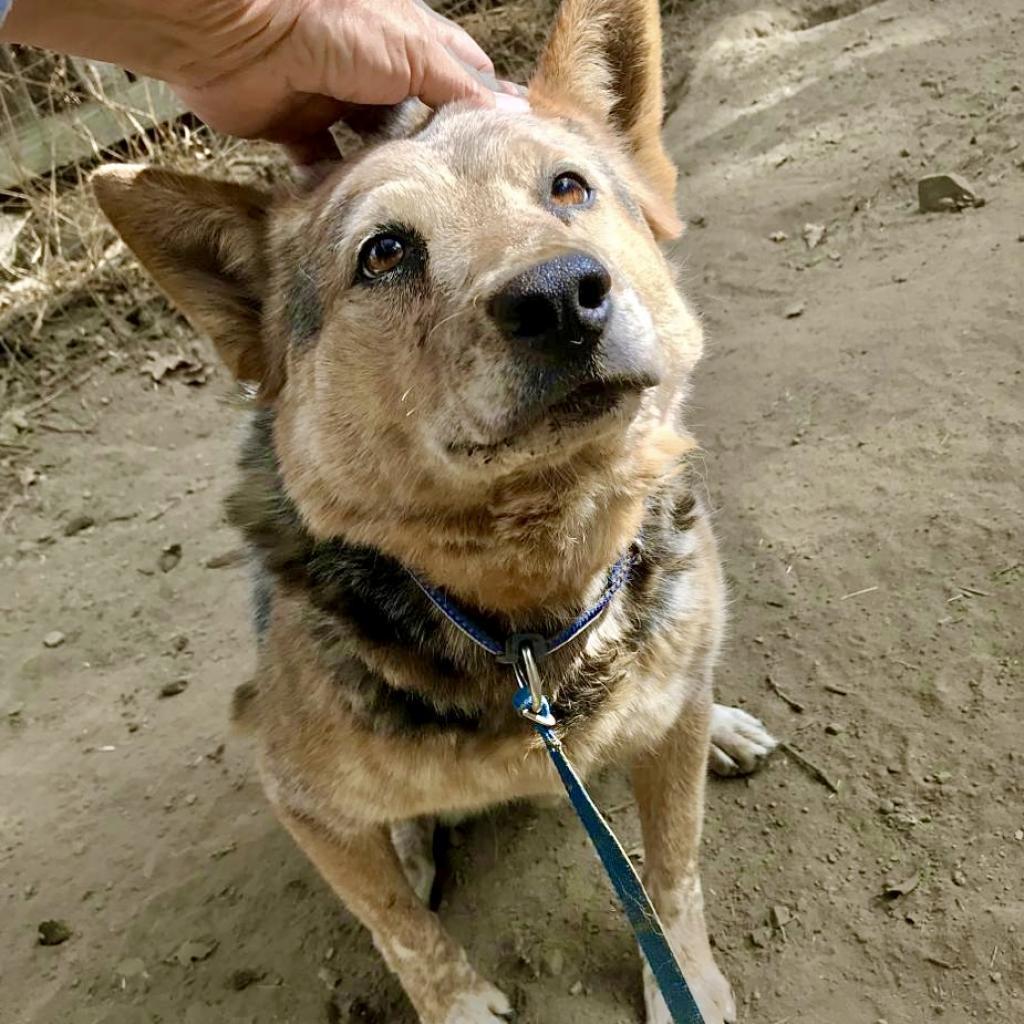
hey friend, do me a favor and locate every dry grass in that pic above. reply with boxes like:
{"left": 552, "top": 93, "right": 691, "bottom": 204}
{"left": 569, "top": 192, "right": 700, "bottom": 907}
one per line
{"left": 0, "top": 0, "right": 697, "bottom": 423}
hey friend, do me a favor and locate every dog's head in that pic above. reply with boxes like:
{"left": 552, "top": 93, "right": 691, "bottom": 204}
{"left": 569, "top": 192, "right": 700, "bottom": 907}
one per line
{"left": 95, "top": 0, "right": 703, "bottom": 607}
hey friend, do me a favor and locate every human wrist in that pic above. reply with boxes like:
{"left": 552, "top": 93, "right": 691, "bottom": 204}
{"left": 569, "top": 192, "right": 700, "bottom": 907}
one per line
{"left": 0, "top": 0, "right": 243, "bottom": 85}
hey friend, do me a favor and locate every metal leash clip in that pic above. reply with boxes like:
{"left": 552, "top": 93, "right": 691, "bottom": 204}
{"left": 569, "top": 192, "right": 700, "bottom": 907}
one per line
{"left": 498, "top": 634, "right": 557, "bottom": 727}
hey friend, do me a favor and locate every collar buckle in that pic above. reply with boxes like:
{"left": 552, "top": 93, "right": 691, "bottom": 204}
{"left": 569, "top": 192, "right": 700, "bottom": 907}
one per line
{"left": 498, "top": 634, "right": 556, "bottom": 723}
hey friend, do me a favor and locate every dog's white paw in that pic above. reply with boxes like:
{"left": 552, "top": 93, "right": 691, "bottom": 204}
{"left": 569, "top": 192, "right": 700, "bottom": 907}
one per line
{"left": 709, "top": 703, "right": 777, "bottom": 777}
{"left": 644, "top": 958, "right": 736, "bottom": 1024}
{"left": 443, "top": 979, "right": 513, "bottom": 1022}
{"left": 391, "top": 817, "right": 436, "bottom": 904}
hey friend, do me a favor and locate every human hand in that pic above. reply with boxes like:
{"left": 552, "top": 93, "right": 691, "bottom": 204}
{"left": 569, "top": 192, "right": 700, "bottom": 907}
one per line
{"left": 171, "top": 0, "right": 529, "bottom": 162}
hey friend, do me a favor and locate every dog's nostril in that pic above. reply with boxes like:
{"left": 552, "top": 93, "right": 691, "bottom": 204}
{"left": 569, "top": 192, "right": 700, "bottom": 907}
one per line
{"left": 578, "top": 270, "right": 611, "bottom": 311}
{"left": 513, "top": 295, "right": 559, "bottom": 339}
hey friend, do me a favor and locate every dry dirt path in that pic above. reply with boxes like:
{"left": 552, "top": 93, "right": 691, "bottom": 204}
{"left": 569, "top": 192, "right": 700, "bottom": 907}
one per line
{"left": 2, "top": 1, "right": 1021, "bottom": 1022}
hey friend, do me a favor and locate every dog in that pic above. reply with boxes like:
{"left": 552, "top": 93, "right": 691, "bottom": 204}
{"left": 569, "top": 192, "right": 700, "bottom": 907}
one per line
{"left": 93, "top": 1, "right": 777, "bottom": 1020}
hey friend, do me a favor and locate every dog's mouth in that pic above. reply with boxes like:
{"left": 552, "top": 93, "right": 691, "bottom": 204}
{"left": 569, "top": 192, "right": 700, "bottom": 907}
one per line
{"left": 545, "top": 376, "right": 635, "bottom": 424}
{"left": 450, "top": 372, "right": 656, "bottom": 458}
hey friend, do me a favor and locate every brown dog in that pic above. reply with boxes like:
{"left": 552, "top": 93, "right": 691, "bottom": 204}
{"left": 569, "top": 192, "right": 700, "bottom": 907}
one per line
{"left": 94, "top": 1, "right": 777, "bottom": 1020}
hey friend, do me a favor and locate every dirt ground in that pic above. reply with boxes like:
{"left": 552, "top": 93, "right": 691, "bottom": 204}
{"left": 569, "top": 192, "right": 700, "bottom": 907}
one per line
{"left": 2, "top": 0, "right": 1022, "bottom": 1022}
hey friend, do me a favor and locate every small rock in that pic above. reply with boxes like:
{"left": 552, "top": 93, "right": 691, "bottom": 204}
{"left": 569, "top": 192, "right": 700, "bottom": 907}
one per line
{"left": 568, "top": 980, "right": 584, "bottom": 996}
{"left": 918, "top": 173, "right": 982, "bottom": 213}
{"left": 63, "top": 515, "right": 96, "bottom": 537}
{"left": 952, "top": 869, "right": 967, "bottom": 886}
{"left": 204, "top": 547, "right": 247, "bottom": 569}
{"left": 892, "top": 273, "right": 909, "bottom": 284}
{"left": 1014, "top": 829, "right": 1023, "bottom": 841}
{"left": 43, "top": 630, "right": 66, "bottom": 649}
{"left": 544, "top": 948, "right": 565, "bottom": 977}
{"left": 883, "top": 870, "right": 921, "bottom": 899}
{"left": 784, "top": 302, "right": 806, "bottom": 319}
{"left": 749, "top": 926, "right": 772, "bottom": 948}
{"left": 116, "top": 957, "right": 147, "bottom": 979}
{"left": 159, "top": 678, "right": 189, "bottom": 699}
{"left": 770, "top": 905, "right": 792, "bottom": 928}
{"left": 170, "top": 937, "right": 219, "bottom": 966}
{"left": 158, "top": 543, "right": 182, "bottom": 573}
{"left": 38, "top": 919, "right": 72, "bottom": 946}
{"left": 879, "top": 799, "right": 896, "bottom": 814}
{"left": 689, "top": 213, "right": 707, "bottom": 228}
{"left": 769, "top": 230, "right": 788, "bottom": 242}
{"left": 825, "top": 722, "right": 844, "bottom": 735}
{"left": 802, "top": 222, "right": 827, "bottom": 249}
{"left": 229, "top": 967, "right": 264, "bottom": 991}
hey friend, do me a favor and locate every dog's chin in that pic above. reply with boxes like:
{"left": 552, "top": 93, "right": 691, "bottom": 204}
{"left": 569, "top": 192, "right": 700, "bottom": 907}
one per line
{"left": 446, "top": 376, "right": 654, "bottom": 466}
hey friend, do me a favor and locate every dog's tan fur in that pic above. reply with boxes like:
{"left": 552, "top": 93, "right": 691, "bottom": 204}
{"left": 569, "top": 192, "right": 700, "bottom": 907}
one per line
{"left": 93, "top": 2, "right": 777, "bottom": 1021}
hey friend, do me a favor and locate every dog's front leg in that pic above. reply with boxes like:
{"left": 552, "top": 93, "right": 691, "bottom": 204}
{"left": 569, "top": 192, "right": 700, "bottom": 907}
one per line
{"left": 276, "top": 806, "right": 511, "bottom": 1024}
{"left": 632, "top": 691, "right": 737, "bottom": 1024}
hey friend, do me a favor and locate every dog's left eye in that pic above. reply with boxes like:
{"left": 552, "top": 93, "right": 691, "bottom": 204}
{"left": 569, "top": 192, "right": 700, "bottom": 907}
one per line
{"left": 359, "top": 235, "right": 406, "bottom": 279}
{"left": 550, "top": 172, "right": 592, "bottom": 207}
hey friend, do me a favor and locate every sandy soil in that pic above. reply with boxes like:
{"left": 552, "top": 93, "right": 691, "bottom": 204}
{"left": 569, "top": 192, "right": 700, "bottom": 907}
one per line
{"left": 2, "top": 1, "right": 1022, "bottom": 1022}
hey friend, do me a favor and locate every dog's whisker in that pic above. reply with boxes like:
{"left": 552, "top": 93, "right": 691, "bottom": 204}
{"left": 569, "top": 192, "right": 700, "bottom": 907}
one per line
{"left": 426, "top": 305, "right": 474, "bottom": 341}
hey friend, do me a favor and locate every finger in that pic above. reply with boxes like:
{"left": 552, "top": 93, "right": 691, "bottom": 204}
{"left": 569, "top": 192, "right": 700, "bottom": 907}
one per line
{"left": 438, "top": 24, "right": 495, "bottom": 76}
{"left": 415, "top": 0, "right": 495, "bottom": 75}
{"left": 497, "top": 79, "right": 528, "bottom": 97}
{"left": 412, "top": 45, "right": 497, "bottom": 109}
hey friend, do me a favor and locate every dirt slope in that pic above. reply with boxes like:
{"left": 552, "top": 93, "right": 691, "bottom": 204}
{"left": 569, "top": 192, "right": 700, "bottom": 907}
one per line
{"left": 1, "top": 1, "right": 1021, "bottom": 1022}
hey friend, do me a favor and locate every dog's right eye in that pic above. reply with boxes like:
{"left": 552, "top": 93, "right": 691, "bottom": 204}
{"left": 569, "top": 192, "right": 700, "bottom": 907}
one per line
{"left": 359, "top": 235, "right": 406, "bottom": 279}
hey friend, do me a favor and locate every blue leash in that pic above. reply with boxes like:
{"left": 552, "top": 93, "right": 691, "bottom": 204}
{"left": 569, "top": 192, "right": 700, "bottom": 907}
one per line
{"left": 412, "top": 561, "right": 706, "bottom": 1024}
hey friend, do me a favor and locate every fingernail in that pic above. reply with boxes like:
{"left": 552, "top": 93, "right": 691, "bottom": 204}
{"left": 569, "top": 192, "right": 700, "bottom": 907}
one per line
{"left": 494, "top": 91, "right": 531, "bottom": 113}
{"left": 498, "top": 80, "right": 529, "bottom": 97}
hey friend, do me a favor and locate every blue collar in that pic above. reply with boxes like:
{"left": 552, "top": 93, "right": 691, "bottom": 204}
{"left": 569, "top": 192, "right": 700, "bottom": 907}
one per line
{"left": 410, "top": 551, "right": 633, "bottom": 663}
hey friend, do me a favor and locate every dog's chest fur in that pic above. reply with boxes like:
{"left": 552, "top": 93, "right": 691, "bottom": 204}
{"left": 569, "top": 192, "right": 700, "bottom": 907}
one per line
{"left": 229, "top": 410, "right": 720, "bottom": 822}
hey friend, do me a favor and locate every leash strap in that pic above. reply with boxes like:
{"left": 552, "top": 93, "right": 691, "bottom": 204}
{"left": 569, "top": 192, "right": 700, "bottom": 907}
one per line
{"left": 513, "top": 689, "right": 705, "bottom": 1024}
{"left": 410, "top": 559, "right": 707, "bottom": 1024}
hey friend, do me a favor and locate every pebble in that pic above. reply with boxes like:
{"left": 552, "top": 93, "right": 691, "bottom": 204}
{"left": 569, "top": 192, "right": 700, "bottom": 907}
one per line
{"left": 544, "top": 948, "right": 565, "bottom": 977}
{"left": 825, "top": 722, "right": 844, "bottom": 735}
{"left": 784, "top": 301, "right": 806, "bottom": 319}
{"left": 952, "top": 869, "right": 967, "bottom": 886}
{"left": 158, "top": 543, "right": 183, "bottom": 573}
{"left": 38, "top": 919, "right": 72, "bottom": 946}
{"left": 43, "top": 630, "right": 66, "bottom": 649}
{"left": 116, "top": 957, "right": 147, "bottom": 979}
{"left": 769, "top": 230, "right": 788, "bottom": 242}
{"left": 569, "top": 980, "right": 584, "bottom": 996}
{"left": 63, "top": 514, "right": 96, "bottom": 537}
{"left": 229, "top": 968, "right": 263, "bottom": 991}
{"left": 171, "top": 937, "right": 219, "bottom": 966}
{"left": 918, "top": 173, "right": 982, "bottom": 212}
{"left": 159, "top": 679, "right": 189, "bottom": 699}
{"left": 802, "top": 222, "right": 827, "bottom": 249}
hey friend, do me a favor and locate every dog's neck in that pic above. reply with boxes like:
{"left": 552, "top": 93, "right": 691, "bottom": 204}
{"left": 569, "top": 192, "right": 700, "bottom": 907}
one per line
{"left": 242, "top": 409, "right": 691, "bottom": 619}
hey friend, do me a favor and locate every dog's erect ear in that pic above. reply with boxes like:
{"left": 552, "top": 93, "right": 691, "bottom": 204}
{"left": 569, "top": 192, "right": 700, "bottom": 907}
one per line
{"left": 93, "top": 164, "right": 279, "bottom": 393}
{"left": 530, "top": 0, "right": 681, "bottom": 239}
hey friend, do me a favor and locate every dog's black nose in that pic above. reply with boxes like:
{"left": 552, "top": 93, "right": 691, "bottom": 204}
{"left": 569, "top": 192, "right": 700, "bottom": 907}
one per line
{"left": 488, "top": 252, "right": 612, "bottom": 355}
